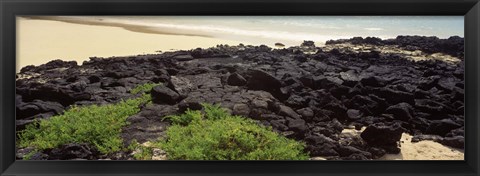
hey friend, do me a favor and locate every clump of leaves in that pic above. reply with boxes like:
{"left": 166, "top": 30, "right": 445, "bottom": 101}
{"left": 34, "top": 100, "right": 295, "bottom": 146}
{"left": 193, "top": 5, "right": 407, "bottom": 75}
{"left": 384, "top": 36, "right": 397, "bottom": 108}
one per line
{"left": 17, "top": 83, "right": 157, "bottom": 155}
{"left": 159, "top": 103, "right": 309, "bottom": 160}
{"left": 127, "top": 140, "right": 153, "bottom": 160}
{"left": 163, "top": 109, "right": 203, "bottom": 126}
{"left": 130, "top": 82, "right": 161, "bottom": 95}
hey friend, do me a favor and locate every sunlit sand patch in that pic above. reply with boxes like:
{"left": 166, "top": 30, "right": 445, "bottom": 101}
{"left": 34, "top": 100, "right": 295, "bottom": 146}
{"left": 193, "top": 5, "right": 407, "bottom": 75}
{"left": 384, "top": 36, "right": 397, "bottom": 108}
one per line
{"left": 380, "top": 133, "right": 464, "bottom": 160}
{"left": 339, "top": 127, "right": 464, "bottom": 160}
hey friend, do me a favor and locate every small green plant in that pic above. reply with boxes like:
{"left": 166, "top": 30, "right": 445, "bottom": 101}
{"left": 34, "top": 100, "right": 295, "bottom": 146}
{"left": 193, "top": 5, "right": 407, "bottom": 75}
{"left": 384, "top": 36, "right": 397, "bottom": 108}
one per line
{"left": 158, "top": 104, "right": 309, "bottom": 160}
{"left": 130, "top": 82, "right": 160, "bottom": 95}
{"left": 201, "top": 103, "right": 229, "bottom": 120}
{"left": 163, "top": 109, "right": 203, "bottom": 125}
{"left": 17, "top": 83, "right": 157, "bottom": 155}
{"left": 127, "top": 140, "right": 153, "bottom": 160}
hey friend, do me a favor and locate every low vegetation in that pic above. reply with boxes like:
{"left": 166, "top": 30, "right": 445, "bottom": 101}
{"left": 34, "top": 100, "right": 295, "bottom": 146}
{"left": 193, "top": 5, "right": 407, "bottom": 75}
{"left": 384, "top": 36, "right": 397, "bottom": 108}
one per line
{"left": 17, "top": 83, "right": 159, "bottom": 155}
{"left": 156, "top": 103, "right": 309, "bottom": 160}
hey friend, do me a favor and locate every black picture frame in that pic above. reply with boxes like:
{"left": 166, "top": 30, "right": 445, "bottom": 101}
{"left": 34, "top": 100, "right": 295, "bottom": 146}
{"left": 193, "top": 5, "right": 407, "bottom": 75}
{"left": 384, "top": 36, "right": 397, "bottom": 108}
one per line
{"left": 1, "top": 0, "right": 479, "bottom": 176}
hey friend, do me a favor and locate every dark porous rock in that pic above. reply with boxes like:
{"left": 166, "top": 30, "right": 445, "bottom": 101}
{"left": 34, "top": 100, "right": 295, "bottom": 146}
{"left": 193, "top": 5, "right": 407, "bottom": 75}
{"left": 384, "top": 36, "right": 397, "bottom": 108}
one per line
{"left": 368, "top": 147, "right": 387, "bottom": 159}
{"left": 41, "top": 59, "right": 78, "bottom": 71}
{"left": 307, "top": 144, "right": 339, "bottom": 157}
{"left": 16, "top": 100, "right": 64, "bottom": 120}
{"left": 372, "top": 87, "right": 414, "bottom": 105}
{"left": 294, "top": 55, "right": 308, "bottom": 62}
{"left": 418, "top": 75, "right": 440, "bottom": 90}
{"left": 296, "top": 108, "right": 314, "bottom": 121}
{"left": 329, "top": 85, "right": 351, "bottom": 99}
{"left": 246, "top": 69, "right": 285, "bottom": 100}
{"left": 169, "top": 76, "right": 194, "bottom": 96}
{"left": 177, "top": 101, "right": 203, "bottom": 113}
{"left": 312, "top": 109, "right": 332, "bottom": 122}
{"left": 299, "top": 75, "right": 315, "bottom": 89}
{"left": 173, "top": 54, "right": 194, "bottom": 61}
{"left": 269, "top": 119, "right": 289, "bottom": 131}
{"left": 346, "top": 95, "right": 382, "bottom": 115}
{"left": 301, "top": 40, "right": 315, "bottom": 47}
{"left": 305, "top": 134, "right": 338, "bottom": 157}
{"left": 305, "top": 134, "right": 336, "bottom": 145}
{"left": 104, "top": 70, "right": 137, "bottom": 79}
{"left": 346, "top": 109, "right": 362, "bottom": 120}
{"left": 382, "top": 145, "right": 401, "bottom": 154}
{"left": 232, "top": 103, "right": 251, "bottom": 116}
{"left": 426, "top": 119, "right": 462, "bottom": 136}
{"left": 343, "top": 153, "right": 370, "bottom": 160}
{"left": 287, "top": 118, "right": 307, "bottom": 133}
{"left": 227, "top": 73, "right": 247, "bottom": 86}
{"left": 336, "top": 146, "right": 372, "bottom": 158}
{"left": 361, "top": 122, "right": 404, "bottom": 147}
{"left": 322, "top": 102, "right": 348, "bottom": 121}
{"left": 314, "top": 76, "right": 344, "bottom": 90}
{"left": 278, "top": 105, "right": 301, "bottom": 119}
{"left": 340, "top": 70, "right": 360, "bottom": 87}
{"left": 446, "top": 127, "right": 464, "bottom": 137}
{"left": 101, "top": 78, "right": 123, "bottom": 88}
{"left": 249, "top": 108, "right": 271, "bottom": 120}
{"left": 19, "top": 83, "right": 92, "bottom": 106}
{"left": 415, "top": 99, "right": 454, "bottom": 117}
{"left": 437, "top": 77, "right": 457, "bottom": 92}
{"left": 285, "top": 94, "right": 307, "bottom": 109}
{"left": 151, "top": 85, "right": 181, "bottom": 105}
{"left": 385, "top": 102, "right": 414, "bottom": 121}
{"left": 360, "top": 76, "right": 384, "bottom": 87}
{"left": 47, "top": 143, "right": 100, "bottom": 160}
{"left": 411, "top": 134, "right": 444, "bottom": 143}
{"left": 251, "top": 99, "right": 269, "bottom": 109}
{"left": 439, "top": 136, "right": 464, "bottom": 149}
{"left": 328, "top": 118, "right": 345, "bottom": 133}
{"left": 122, "top": 104, "right": 174, "bottom": 143}
{"left": 154, "top": 69, "right": 170, "bottom": 76}
{"left": 87, "top": 75, "right": 101, "bottom": 83}
{"left": 358, "top": 50, "right": 381, "bottom": 59}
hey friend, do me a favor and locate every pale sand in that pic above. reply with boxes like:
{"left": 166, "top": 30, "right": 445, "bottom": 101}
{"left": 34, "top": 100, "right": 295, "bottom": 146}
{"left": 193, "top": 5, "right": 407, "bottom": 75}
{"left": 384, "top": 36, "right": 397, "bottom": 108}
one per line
{"left": 16, "top": 17, "right": 245, "bottom": 72}
{"left": 380, "top": 133, "right": 464, "bottom": 160}
{"left": 341, "top": 128, "right": 464, "bottom": 160}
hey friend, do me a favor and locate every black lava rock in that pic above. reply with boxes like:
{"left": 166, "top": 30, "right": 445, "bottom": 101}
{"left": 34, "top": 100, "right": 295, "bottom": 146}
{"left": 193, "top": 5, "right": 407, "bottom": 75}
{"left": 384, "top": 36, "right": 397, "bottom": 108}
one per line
{"left": 361, "top": 123, "right": 404, "bottom": 146}
{"left": 151, "top": 85, "right": 181, "bottom": 105}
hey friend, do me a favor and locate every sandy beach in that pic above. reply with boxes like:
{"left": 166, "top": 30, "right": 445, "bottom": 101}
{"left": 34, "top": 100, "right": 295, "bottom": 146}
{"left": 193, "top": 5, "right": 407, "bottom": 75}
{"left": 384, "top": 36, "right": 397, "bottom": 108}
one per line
{"left": 380, "top": 133, "right": 464, "bottom": 160}
{"left": 16, "top": 17, "right": 245, "bottom": 72}
{"left": 342, "top": 128, "right": 464, "bottom": 160}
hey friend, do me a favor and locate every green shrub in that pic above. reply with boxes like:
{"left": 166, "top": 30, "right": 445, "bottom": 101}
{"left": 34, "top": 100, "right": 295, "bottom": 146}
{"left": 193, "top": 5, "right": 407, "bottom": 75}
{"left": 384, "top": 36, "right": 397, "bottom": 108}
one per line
{"left": 163, "top": 109, "right": 203, "bottom": 126}
{"left": 127, "top": 140, "right": 153, "bottom": 160}
{"left": 130, "top": 82, "right": 160, "bottom": 95}
{"left": 201, "top": 103, "right": 229, "bottom": 120}
{"left": 17, "top": 83, "right": 156, "bottom": 155}
{"left": 158, "top": 104, "right": 309, "bottom": 160}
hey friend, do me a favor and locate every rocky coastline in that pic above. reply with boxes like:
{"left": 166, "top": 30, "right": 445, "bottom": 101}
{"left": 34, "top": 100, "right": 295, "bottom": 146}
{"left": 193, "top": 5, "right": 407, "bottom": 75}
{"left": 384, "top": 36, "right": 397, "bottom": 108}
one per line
{"left": 16, "top": 35, "right": 465, "bottom": 160}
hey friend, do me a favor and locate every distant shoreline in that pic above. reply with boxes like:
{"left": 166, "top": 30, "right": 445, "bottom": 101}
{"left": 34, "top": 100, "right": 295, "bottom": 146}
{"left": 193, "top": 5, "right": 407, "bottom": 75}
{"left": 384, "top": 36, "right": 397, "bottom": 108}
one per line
{"left": 23, "top": 16, "right": 214, "bottom": 38}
